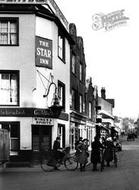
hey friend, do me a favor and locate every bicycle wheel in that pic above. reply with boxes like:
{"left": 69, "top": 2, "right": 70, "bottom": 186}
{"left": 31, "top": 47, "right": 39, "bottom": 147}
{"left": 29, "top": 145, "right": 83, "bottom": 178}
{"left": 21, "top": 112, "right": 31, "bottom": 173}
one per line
{"left": 64, "top": 156, "right": 78, "bottom": 171}
{"left": 41, "top": 157, "right": 57, "bottom": 172}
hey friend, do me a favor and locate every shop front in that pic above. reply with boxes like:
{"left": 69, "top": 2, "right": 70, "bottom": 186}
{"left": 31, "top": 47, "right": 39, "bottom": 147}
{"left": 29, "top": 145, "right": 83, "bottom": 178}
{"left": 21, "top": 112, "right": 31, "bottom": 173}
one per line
{"left": 0, "top": 108, "right": 68, "bottom": 165}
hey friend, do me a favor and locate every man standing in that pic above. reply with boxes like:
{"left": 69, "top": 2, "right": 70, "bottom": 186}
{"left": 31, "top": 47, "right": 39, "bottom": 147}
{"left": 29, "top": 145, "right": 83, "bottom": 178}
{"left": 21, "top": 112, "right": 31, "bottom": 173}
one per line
{"left": 53, "top": 137, "right": 64, "bottom": 170}
{"left": 91, "top": 136, "right": 103, "bottom": 171}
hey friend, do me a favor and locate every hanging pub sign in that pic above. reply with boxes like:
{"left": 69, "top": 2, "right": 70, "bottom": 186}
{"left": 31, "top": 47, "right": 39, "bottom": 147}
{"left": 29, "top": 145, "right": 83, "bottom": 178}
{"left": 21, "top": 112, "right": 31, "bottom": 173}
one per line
{"left": 35, "top": 36, "right": 52, "bottom": 69}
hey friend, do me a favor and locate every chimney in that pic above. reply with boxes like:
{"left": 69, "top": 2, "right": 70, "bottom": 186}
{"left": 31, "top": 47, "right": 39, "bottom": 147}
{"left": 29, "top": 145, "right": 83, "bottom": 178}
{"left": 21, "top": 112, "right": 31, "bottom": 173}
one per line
{"left": 101, "top": 87, "right": 106, "bottom": 99}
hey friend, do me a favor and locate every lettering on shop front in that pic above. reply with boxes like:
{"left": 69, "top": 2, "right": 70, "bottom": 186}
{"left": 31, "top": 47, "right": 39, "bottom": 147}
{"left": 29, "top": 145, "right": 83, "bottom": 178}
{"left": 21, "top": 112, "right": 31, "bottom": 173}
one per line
{"left": 33, "top": 117, "right": 54, "bottom": 125}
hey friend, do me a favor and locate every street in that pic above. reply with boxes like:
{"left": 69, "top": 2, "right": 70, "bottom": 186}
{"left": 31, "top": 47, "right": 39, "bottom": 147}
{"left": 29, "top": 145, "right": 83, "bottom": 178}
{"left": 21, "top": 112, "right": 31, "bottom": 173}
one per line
{"left": 1, "top": 137, "right": 139, "bottom": 190}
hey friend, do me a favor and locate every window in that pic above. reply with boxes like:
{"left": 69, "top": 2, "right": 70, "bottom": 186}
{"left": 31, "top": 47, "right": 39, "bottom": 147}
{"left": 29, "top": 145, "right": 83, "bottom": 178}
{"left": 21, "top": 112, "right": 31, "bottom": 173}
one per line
{"left": 0, "top": 18, "right": 18, "bottom": 45}
{"left": 71, "top": 54, "right": 76, "bottom": 74}
{"left": 89, "top": 102, "right": 92, "bottom": 119}
{"left": 1, "top": 122, "right": 20, "bottom": 156}
{"left": 71, "top": 89, "right": 76, "bottom": 110}
{"left": 58, "top": 81, "right": 65, "bottom": 110}
{"left": 58, "top": 31, "right": 65, "bottom": 61}
{"left": 79, "top": 94, "right": 83, "bottom": 113}
{"left": 79, "top": 63, "right": 83, "bottom": 81}
{"left": 0, "top": 70, "right": 19, "bottom": 105}
{"left": 58, "top": 124, "right": 65, "bottom": 148}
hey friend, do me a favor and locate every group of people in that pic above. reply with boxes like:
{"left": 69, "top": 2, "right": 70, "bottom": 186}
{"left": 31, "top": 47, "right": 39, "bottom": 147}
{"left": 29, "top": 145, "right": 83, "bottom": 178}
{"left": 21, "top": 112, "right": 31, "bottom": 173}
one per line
{"left": 52, "top": 135, "right": 118, "bottom": 171}
{"left": 91, "top": 135, "right": 117, "bottom": 171}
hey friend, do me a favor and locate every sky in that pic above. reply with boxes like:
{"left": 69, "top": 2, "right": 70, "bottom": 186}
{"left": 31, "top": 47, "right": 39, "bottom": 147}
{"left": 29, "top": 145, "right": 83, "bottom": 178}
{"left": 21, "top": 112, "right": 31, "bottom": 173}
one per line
{"left": 55, "top": 0, "right": 139, "bottom": 120}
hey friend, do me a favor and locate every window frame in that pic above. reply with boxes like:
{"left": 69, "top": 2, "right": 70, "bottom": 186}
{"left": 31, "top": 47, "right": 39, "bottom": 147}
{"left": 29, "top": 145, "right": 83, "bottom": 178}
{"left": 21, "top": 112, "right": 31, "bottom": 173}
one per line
{"left": 0, "top": 122, "right": 20, "bottom": 156}
{"left": 71, "top": 54, "right": 76, "bottom": 74}
{"left": 0, "top": 70, "right": 20, "bottom": 106}
{"left": 58, "top": 80, "right": 65, "bottom": 110}
{"left": 79, "top": 62, "right": 83, "bottom": 81}
{"left": 0, "top": 17, "right": 19, "bottom": 46}
{"left": 89, "top": 102, "right": 92, "bottom": 119}
{"left": 71, "top": 88, "right": 76, "bottom": 110}
{"left": 79, "top": 94, "right": 83, "bottom": 113}
{"left": 58, "top": 30, "right": 65, "bottom": 62}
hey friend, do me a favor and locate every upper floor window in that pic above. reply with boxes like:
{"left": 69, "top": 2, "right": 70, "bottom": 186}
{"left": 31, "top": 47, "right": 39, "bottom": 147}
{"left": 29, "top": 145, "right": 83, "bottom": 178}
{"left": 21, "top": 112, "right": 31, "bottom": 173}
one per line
{"left": 79, "top": 94, "right": 83, "bottom": 113}
{"left": 0, "top": 18, "right": 18, "bottom": 46}
{"left": 0, "top": 70, "right": 19, "bottom": 105}
{"left": 71, "top": 89, "right": 76, "bottom": 110}
{"left": 71, "top": 54, "right": 76, "bottom": 74}
{"left": 79, "top": 63, "right": 83, "bottom": 81}
{"left": 89, "top": 102, "right": 92, "bottom": 119}
{"left": 58, "top": 31, "right": 65, "bottom": 61}
{"left": 58, "top": 80, "right": 65, "bottom": 110}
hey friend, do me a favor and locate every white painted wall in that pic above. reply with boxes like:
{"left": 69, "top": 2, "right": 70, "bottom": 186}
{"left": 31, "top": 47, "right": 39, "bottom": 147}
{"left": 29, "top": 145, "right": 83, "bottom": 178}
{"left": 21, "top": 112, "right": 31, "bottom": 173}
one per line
{"left": 0, "top": 14, "right": 36, "bottom": 107}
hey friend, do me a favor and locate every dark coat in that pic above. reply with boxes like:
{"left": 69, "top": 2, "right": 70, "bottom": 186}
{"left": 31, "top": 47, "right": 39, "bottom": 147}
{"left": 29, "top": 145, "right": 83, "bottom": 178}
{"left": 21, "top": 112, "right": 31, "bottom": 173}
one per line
{"left": 91, "top": 140, "right": 103, "bottom": 164}
{"left": 103, "top": 141, "right": 114, "bottom": 162}
{"left": 76, "top": 143, "right": 88, "bottom": 164}
{"left": 52, "top": 140, "right": 64, "bottom": 160}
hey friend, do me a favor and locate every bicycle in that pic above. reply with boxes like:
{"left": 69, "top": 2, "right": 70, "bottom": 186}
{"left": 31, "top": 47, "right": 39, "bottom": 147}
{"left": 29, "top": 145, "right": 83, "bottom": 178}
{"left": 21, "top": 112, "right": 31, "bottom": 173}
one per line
{"left": 40, "top": 147, "right": 78, "bottom": 172}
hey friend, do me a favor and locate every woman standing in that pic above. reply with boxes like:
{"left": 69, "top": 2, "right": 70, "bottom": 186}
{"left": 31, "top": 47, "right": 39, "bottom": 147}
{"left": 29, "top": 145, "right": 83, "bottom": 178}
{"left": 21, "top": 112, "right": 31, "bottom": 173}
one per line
{"left": 77, "top": 138, "right": 89, "bottom": 171}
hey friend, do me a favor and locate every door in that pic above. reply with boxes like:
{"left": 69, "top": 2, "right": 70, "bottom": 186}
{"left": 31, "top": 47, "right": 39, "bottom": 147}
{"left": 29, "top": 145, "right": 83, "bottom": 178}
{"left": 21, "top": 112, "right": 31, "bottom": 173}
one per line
{"left": 32, "top": 125, "right": 52, "bottom": 162}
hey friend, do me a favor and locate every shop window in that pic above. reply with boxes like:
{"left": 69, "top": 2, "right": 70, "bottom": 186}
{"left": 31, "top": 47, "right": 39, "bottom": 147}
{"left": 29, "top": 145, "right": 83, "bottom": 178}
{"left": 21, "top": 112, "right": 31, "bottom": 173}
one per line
{"left": 1, "top": 122, "right": 20, "bottom": 155}
{"left": 0, "top": 18, "right": 19, "bottom": 45}
{"left": 58, "top": 30, "right": 65, "bottom": 61}
{"left": 58, "top": 124, "right": 65, "bottom": 148}
{"left": 0, "top": 70, "right": 19, "bottom": 105}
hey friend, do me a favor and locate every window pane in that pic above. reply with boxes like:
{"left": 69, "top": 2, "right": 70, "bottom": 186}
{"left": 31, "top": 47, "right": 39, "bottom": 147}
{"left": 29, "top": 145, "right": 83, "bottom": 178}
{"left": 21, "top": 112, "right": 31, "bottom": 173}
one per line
{"left": 58, "top": 33, "right": 64, "bottom": 60}
{"left": 11, "top": 139, "right": 19, "bottom": 151}
{"left": 0, "top": 72, "right": 18, "bottom": 105}
{"left": 72, "top": 55, "right": 75, "bottom": 73}
{"left": 10, "top": 22, "right": 16, "bottom": 33}
{"left": 10, "top": 34, "right": 17, "bottom": 45}
{"left": 0, "top": 19, "right": 18, "bottom": 45}
{"left": 10, "top": 123, "right": 19, "bottom": 138}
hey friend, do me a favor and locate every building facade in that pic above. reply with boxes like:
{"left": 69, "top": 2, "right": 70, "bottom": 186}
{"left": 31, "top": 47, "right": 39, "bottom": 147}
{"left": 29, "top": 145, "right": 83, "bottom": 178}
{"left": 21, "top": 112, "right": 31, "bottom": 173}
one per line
{"left": 69, "top": 23, "right": 87, "bottom": 150}
{"left": 97, "top": 88, "right": 115, "bottom": 138}
{"left": 0, "top": 3, "right": 73, "bottom": 164}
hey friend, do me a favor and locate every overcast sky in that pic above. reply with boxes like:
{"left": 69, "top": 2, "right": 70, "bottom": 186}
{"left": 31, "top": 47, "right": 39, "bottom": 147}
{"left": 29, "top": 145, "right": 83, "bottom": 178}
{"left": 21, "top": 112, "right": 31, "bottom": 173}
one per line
{"left": 56, "top": 0, "right": 139, "bottom": 120}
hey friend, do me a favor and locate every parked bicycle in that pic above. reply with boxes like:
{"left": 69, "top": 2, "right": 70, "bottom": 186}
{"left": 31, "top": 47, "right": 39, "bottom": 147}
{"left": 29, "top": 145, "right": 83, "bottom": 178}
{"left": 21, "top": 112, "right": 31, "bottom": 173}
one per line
{"left": 40, "top": 147, "right": 78, "bottom": 172}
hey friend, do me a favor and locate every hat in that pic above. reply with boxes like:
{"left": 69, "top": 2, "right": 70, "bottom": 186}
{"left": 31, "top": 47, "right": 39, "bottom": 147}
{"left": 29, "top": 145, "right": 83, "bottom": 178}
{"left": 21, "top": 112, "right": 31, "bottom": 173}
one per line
{"left": 56, "top": 136, "right": 60, "bottom": 140}
{"left": 106, "top": 137, "right": 112, "bottom": 141}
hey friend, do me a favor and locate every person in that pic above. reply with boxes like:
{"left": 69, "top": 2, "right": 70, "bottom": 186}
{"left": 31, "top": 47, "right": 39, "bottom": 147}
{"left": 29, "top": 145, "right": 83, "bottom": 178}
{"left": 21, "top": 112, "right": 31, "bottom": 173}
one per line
{"left": 75, "top": 137, "right": 83, "bottom": 151}
{"left": 76, "top": 138, "right": 89, "bottom": 171}
{"left": 103, "top": 137, "right": 114, "bottom": 167}
{"left": 52, "top": 137, "right": 65, "bottom": 170}
{"left": 91, "top": 136, "right": 103, "bottom": 171}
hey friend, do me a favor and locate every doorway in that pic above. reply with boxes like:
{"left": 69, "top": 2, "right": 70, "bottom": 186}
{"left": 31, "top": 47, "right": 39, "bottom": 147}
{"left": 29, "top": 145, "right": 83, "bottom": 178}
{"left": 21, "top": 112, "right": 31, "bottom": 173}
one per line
{"left": 32, "top": 125, "right": 52, "bottom": 162}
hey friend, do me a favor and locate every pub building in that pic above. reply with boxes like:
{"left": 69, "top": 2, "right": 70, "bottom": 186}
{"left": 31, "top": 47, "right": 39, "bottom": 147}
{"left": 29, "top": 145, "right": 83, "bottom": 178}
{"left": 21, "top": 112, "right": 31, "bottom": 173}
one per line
{"left": 0, "top": 1, "right": 73, "bottom": 165}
